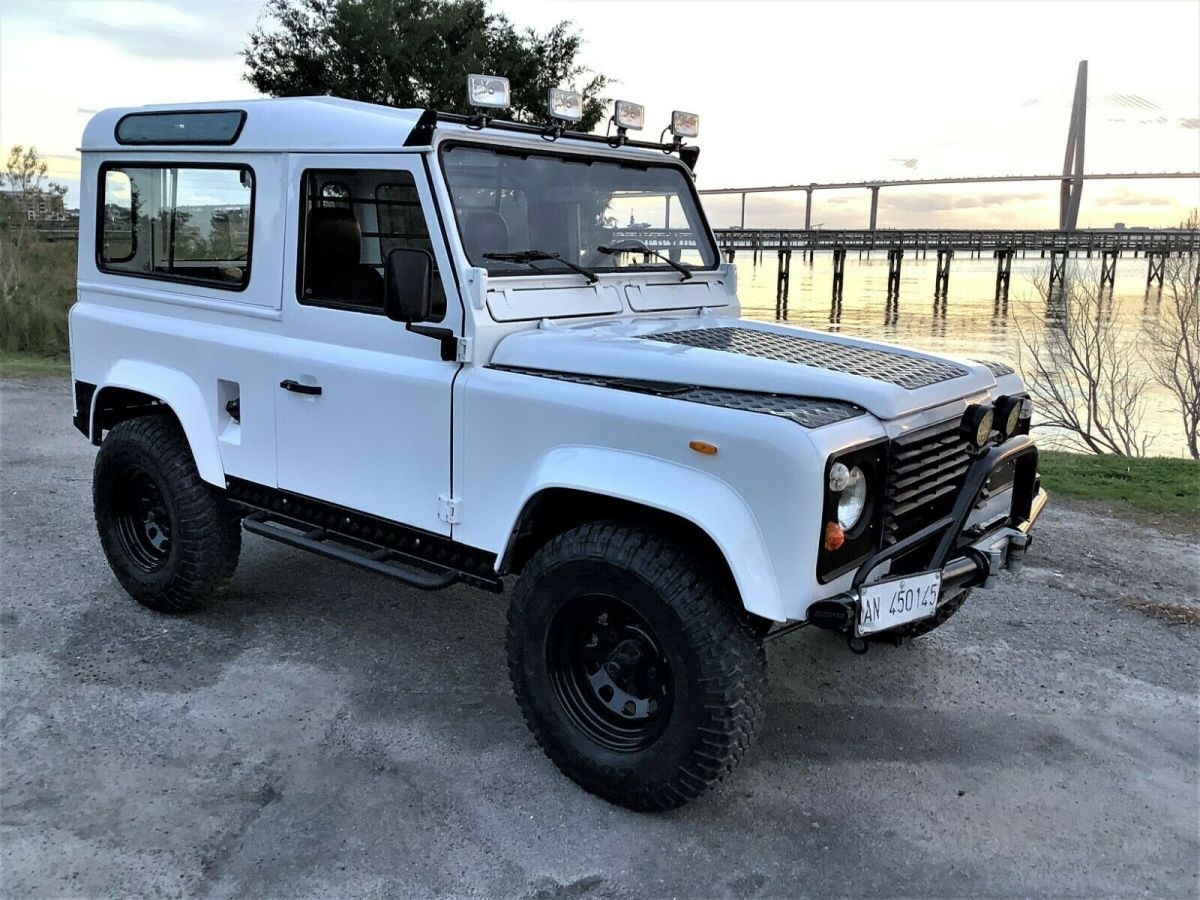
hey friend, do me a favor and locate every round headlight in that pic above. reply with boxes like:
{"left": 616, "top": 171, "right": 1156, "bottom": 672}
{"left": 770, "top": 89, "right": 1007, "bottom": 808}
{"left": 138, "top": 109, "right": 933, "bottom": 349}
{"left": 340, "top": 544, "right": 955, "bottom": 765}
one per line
{"left": 836, "top": 465, "right": 868, "bottom": 530}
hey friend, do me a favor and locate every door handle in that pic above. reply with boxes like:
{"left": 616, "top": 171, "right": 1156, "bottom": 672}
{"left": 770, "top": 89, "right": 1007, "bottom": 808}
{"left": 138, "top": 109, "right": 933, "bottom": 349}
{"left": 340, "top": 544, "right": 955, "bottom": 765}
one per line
{"left": 280, "top": 379, "right": 322, "bottom": 396}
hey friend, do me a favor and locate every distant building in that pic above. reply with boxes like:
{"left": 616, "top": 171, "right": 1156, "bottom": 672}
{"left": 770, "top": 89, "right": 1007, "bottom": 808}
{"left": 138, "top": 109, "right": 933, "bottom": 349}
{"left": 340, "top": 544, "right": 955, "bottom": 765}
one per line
{"left": 1113, "top": 222, "right": 1126, "bottom": 230}
{"left": 1, "top": 188, "right": 66, "bottom": 221}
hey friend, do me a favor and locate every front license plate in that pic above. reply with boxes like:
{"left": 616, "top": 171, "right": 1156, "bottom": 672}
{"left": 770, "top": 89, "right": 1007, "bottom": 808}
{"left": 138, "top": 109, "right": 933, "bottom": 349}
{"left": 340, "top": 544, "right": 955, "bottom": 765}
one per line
{"left": 857, "top": 570, "right": 943, "bottom": 636}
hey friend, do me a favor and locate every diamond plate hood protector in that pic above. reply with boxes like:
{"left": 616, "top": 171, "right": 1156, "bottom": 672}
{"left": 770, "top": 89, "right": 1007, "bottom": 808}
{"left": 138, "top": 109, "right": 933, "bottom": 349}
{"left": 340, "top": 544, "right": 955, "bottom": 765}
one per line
{"left": 489, "top": 318, "right": 1001, "bottom": 420}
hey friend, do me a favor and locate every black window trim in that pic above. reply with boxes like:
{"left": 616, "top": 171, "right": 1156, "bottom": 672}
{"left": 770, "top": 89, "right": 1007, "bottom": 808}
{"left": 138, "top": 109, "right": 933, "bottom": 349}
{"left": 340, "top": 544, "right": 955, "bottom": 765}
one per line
{"left": 295, "top": 167, "right": 446, "bottom": 321}
{"left": 114, "top": 109, "right": 247, "bottom": 147}
{"left": 98, "top": 169, "right": 138, "bottom": 264}
{"left": 436, "top": 139, "right": 721, "bottom": 279}
{"left": 95, "top": 160, "right": 256, "bottom": 294}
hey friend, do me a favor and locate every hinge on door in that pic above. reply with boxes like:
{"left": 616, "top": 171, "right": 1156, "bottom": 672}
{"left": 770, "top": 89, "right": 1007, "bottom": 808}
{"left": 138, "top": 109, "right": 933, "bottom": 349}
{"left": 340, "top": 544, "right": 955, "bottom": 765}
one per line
{"left": 438, "top": 495, "right": 462, "bottom": 524}
{"left": 455, "top": 337, "right": 472, "bottom": 363}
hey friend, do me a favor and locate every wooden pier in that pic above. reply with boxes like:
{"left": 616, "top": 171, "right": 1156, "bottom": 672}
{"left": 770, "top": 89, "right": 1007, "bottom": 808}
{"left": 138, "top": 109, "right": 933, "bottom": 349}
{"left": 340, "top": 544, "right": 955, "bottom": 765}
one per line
{"left": 618, "top": 226, "right": 1199, "bottom": 305}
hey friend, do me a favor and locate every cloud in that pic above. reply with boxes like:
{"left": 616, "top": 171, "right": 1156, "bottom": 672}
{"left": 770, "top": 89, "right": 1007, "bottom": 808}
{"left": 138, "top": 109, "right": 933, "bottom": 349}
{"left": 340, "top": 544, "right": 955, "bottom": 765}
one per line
{"left": 5, "top": 0, "right": 257, "bottom": 62}
{"left": 1180, "top": 117, "right": 1200, "bottom": 130}
{"left": 881, "top": 191, "right": 1047, "bottom": 213}
{"left": 76, "top": 108, "right": 99, "bottom": 115}
{"left": 1095, "top": 190, "right": 1173, "bottom": 207}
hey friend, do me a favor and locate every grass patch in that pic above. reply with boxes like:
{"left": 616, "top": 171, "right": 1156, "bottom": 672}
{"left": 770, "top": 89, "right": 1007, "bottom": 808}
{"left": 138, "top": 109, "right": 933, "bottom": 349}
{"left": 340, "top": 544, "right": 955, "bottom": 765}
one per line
{"left": 1039, "top": 450, "right": 1199, "bottom": 516}
{"left": 0, "top": 349, "right": 70, "bottom": 377}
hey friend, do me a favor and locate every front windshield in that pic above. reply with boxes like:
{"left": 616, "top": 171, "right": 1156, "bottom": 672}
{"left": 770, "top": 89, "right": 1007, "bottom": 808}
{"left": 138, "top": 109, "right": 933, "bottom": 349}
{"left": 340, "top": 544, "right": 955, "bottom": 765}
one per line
{"left": 440, "top": 144, "right": 718, "bottom": 277}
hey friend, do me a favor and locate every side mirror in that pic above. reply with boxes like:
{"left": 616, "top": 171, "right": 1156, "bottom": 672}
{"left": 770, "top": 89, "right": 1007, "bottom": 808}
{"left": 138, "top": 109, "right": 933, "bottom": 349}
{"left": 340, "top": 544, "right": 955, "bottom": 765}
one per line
{"left": 384, "top": 247, "right": 434, "bottom": 323}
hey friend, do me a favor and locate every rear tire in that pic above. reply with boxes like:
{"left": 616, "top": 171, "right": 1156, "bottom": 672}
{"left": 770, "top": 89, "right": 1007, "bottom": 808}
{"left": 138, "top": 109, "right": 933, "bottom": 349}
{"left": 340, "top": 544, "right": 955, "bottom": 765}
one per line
{"left": 93, "top": 416, "right": 241, "bottom": 614}
{"left": 506, "top": 521, "right": 766, "bottom": 811}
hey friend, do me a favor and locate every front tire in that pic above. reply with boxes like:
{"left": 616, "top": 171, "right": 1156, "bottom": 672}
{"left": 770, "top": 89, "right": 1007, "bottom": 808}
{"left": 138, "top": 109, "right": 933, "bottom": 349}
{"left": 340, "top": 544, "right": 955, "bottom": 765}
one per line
{"left": 93, "top": 416, "right": 241, "bottom": 614}
{"left": 506, "top": 522, "right": 766, "bottom": 811}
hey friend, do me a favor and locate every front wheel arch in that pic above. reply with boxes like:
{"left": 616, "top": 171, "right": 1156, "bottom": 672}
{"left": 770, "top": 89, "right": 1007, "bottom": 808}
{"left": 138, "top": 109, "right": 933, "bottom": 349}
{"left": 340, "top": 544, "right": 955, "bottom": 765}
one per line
{"left": 500, "top": 488, "right": 773, "bottom": 634}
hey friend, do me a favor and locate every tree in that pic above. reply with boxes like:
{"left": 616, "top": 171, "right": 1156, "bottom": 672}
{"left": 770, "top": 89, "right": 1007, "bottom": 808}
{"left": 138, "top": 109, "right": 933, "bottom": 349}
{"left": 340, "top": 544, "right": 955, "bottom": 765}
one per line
{"left": 0, "top": 146, "right": 66, "bottom": 301}
{"left": 1142, "top": 213, "right": 1200, "bottom": 460}
{"left": 243, "top": 0, "right": 614, "bottom": 130}
{"left": 1016, "top": 271, "right": 1152, "bottom": 456}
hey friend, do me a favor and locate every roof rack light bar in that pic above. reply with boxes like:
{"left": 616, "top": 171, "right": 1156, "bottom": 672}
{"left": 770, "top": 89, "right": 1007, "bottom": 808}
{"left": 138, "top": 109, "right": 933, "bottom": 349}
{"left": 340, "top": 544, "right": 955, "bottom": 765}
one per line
{"left": 404, "top": 110, "right": 700, "bottom": 171}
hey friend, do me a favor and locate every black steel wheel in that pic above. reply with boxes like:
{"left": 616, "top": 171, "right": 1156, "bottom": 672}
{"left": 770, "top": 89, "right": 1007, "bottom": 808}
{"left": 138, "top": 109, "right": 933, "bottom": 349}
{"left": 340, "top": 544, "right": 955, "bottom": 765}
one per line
{"left": 111, "top": 469, "right": 173, "bottom": 572}
{"left": 546, "top": 593, "right": 674, "bottom": 753}
{"left": 507, "top": 521, "right": 767, "bottom": 812}
{"left": 94, "top": 415, "right": 241, "bottom": 614}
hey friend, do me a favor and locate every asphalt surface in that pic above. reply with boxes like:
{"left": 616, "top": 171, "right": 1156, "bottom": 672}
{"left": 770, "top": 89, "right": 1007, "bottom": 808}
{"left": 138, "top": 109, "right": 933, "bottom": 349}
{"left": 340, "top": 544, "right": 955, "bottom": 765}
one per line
{"left": 2, "top": 377, "right": 1198, "bottom": 899}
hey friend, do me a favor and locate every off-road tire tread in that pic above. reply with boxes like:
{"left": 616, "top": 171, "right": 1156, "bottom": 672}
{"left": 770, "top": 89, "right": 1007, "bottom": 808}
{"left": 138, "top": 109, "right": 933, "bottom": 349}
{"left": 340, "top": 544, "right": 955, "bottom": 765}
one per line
{"left": 93, "top": 415, "right": 240, "bottom": 614}
{"left": 506, "top": 521, "right": 767, "bottom": 812}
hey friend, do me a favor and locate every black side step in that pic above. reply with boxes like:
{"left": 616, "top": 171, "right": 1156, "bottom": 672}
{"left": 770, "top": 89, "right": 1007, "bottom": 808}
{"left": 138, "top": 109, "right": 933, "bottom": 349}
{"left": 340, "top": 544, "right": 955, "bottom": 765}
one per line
{"left": 243, "top": 511, "right": 466, "bottom": 592}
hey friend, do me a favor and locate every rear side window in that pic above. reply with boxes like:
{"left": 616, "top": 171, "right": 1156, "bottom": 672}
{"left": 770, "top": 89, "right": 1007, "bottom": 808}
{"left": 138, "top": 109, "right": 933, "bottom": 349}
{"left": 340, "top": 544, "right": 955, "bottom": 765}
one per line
{"left": 116, "top": 110, "right": 246, "bottom": 145}
{"left": 97, "top": 164, "right": 254, "bottom": 290}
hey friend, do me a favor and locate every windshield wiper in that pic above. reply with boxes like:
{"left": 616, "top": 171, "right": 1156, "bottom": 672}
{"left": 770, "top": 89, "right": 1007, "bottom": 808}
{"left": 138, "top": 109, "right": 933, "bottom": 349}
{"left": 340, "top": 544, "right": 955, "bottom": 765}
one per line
{"left": 483, "top": 249, "right": 598, "bottom": 284}
{"left": 597, "top": 239, "right": 694, "bottom": 281}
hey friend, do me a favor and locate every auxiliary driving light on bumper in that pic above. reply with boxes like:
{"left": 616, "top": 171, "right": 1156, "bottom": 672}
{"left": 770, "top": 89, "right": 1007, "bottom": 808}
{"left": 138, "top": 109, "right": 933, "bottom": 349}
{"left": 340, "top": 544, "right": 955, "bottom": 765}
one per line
{"left": 994, "top": 395, "right": 1024, "bottom": 440}
{"left": 963, "top": 403, "right": 995, "bottom": 448}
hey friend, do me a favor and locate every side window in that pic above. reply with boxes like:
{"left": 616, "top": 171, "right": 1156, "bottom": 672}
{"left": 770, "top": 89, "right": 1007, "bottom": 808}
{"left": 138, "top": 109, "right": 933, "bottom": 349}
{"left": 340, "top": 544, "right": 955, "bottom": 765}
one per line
{"left": 298, "top": 169, "right": 445, "bottom": 319}
{"left": 100, "top": 170, "right": 135, "bottom": 263}
{"left": 98, "top": 165, "right": 253, "bottom": 290}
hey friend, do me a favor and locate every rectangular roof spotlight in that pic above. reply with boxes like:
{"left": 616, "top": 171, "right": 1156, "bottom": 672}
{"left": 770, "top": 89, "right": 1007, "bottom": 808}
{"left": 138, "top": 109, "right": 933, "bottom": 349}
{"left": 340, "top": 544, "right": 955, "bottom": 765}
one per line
{"left": 613, "top": 100, "right": 645, "bottom": 131}
{"left": 547, "top": 88, "right": 584, "bottom": 123}
{"left": 671, "top": 110, "right": 700, "bottom": 139}
{"left": 467, "top": 74, "right": 510, "bottom": 109}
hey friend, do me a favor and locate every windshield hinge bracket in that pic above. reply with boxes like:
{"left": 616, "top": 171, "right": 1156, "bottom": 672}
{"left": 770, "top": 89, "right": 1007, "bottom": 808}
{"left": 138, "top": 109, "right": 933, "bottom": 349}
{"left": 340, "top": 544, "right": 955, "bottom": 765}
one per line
{"left": 438, "top": 495, "right": 461, "bottom": 525}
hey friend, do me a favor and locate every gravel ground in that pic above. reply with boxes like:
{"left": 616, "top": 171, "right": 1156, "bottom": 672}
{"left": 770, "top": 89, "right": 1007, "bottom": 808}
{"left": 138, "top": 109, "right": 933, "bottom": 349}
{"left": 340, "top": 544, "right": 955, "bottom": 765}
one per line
{"left": 2, "top": 377, "right": 1198, "bottom": 899}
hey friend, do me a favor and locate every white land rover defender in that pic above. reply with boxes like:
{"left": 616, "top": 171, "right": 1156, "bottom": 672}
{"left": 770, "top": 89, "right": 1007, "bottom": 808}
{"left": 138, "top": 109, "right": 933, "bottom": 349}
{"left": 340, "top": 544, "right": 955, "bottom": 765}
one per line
{"left": 70, "top": 83, "right": 1046, "bottom": 811}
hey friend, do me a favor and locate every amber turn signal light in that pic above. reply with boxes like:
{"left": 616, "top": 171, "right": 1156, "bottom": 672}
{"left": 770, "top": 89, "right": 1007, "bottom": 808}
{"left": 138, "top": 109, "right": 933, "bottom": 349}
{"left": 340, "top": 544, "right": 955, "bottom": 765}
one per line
{"left": 689, "top": 440, "right": 718, "bottom": 456}
{"left": 823, "top": 521, "right": 845, "bottom": 551}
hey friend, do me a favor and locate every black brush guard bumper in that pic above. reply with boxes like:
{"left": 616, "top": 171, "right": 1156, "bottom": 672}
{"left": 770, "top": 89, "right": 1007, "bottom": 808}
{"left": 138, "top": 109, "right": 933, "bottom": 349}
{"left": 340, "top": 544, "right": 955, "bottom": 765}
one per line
{"left": 803, "top": 434, "right": 1048, "bottom": 642}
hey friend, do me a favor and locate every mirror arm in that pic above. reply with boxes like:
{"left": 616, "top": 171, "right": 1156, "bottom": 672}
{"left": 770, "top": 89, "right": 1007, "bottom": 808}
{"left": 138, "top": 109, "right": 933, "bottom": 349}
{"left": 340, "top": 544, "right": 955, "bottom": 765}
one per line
{"left": 406, "top": 323, "right": 459, "bottom": 362}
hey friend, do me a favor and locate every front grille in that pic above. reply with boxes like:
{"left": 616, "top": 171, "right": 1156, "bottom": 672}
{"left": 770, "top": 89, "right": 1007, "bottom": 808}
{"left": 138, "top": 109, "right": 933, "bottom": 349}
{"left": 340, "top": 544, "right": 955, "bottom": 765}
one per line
{"left": 883, "top": 417, "right": 971, "bottom": 547}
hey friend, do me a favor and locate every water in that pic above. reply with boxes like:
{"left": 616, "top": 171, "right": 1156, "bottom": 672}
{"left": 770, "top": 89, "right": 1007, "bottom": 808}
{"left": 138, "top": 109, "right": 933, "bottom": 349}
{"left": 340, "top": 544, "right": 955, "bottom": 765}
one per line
{"left": 734, "top": 251, "right": 1192, "bottom": 457}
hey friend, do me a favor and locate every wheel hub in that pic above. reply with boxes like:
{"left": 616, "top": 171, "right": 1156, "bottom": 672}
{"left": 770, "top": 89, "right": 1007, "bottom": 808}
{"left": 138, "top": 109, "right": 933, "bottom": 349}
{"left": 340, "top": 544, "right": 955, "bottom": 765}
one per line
{"left": 546, "top": 596, "right": 673, "bottom": 752}
{"left": 113, "top": 469, "right": 173, "bottom": 571}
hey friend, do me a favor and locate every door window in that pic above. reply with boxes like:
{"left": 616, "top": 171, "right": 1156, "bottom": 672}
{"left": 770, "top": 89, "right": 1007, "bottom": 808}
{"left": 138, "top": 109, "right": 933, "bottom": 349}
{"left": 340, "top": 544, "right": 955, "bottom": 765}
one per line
{"left": 297, "top": 169, "right": 445, "bottom": 318}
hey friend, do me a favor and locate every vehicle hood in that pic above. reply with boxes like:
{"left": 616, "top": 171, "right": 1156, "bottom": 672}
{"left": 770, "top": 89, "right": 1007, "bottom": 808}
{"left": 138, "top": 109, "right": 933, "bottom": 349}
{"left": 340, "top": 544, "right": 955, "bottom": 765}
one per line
{"left": 489, "top": 317, "right": 1001, "bottom": 420}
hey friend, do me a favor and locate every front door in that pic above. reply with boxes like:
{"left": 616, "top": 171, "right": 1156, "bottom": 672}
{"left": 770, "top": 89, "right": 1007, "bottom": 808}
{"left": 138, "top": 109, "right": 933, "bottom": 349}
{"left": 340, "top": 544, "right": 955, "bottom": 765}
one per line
{"left": 273, "top": 154, "right": 460, "bottom": 536}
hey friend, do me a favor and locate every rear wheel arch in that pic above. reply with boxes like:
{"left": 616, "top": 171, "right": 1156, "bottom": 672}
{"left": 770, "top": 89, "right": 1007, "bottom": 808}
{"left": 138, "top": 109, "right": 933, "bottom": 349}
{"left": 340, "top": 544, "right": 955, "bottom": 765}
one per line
{"left": 88, "top": 370, "right": 225, "bottom": 486}
{"left": 90, "top": 386, "right": 173, "bottom": 444}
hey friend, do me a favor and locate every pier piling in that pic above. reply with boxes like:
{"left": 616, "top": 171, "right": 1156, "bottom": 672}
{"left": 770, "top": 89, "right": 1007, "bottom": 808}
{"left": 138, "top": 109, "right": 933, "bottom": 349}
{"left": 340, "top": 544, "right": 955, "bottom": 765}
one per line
{"left": 1146, "top": 250, "right": 1166, "bottom": 288}
{"left": 935, "top": 247, "right": 953, "bottom": 296}
{"left": 1100, "top": 249, "right": 1118, "bottom": 289}
{"left": 832, "top": 247, "right": 846, "bottom": 298}
{"left": 887, "top": 248, "right": 903, "bottom": 295}
{"left": 994, "top": 247, "right": 1013, "bottom": 298}
{"left": 776, "top": 248, "right": 792, "bottom": 315}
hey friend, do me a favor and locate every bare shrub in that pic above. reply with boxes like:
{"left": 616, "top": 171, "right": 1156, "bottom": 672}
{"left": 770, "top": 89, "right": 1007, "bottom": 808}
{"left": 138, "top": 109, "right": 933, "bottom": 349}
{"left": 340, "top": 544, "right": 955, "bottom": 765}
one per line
{"left": 1142, "top": 247, "right": 1200, "bottom": 459}
{"left": 1017, "top": 269, "right": 1151, "bottom": 456}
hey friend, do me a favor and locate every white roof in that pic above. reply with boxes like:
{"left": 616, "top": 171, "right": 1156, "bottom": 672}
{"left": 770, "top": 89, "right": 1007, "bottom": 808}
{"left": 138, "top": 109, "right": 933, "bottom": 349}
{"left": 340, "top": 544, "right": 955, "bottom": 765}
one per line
{"left": 81, "top": 97, "right": 428, "bottom": 153}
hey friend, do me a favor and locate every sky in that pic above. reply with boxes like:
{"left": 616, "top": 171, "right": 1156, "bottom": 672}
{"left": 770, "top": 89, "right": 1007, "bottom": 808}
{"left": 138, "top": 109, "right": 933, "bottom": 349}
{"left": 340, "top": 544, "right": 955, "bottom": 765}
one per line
{"left": 1, "top": 0, "right": 1197, "bottom": 229}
